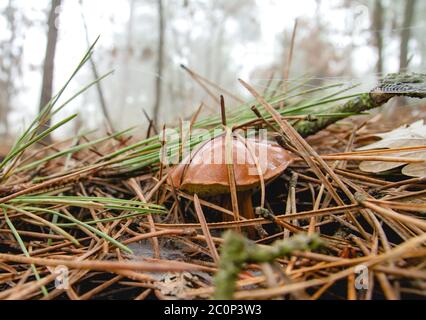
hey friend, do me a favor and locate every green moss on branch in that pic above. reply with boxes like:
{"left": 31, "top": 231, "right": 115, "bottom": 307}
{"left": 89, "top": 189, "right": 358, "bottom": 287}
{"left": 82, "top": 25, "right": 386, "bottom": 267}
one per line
{"left": 294, "top": 72, "right": 426, "bottom": 137}
{"left": 213, "top": 231, "right": 322, "bottom": 300}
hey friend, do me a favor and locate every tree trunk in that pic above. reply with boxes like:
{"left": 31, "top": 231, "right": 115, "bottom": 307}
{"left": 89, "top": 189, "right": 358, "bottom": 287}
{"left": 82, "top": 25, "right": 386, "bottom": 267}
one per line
{"left": 0, "top": 0, "right": 18, "bottom": 138}
{"left": 118, "top": 0, "right": 135, "bottom": 129}
{"left": 394, "top": 0, "right": 416, "bottom": 110}
{"left": 152, "top": 0, "right": 165, "bottom": 126}
{"left": 80, "top": 5, "right": 114, "bottom": 132}
{"left": 399, "top": 0, "right": 416, "bottom": 72}
{"left": 38, "top": 0, "right": 61, "bottom": 142}
{"left": 372, "top": 0, "right": 384, "bottom": 75}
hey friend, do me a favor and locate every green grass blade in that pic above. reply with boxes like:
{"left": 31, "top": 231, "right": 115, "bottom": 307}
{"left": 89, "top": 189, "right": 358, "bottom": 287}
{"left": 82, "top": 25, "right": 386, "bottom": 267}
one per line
{"left": 21, "top": 206, "right": 133, "bottom": 254}
{"left": 2, "top": 207, "right": 49, "bottom": 297}
{"left": 3, "top": 204, "right": 80, "bottom": 246}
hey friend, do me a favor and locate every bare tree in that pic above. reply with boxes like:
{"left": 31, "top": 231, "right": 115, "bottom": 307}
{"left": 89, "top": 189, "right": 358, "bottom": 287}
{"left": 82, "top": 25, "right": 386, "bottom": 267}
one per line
{"left": 80, "top": 2, "right": 114, "bottom": 132}
{"left": 372, "top": 0, "right": 384, "bottom": 75}
{"left": 399, "top": 0, "right": 416, "bottom": 72}
{"left": 38, "top": 0, "right": 62, "bottom": 141}
{"left": 0, "top": 0, "right": 24, "bottom": 138}
{"left": 152, "top": 0, "right": 165, "bottom": 126}
{"left": 117, "top": 0, "right": 135, "bottom": 128}
{"left": 0, "top": 1, "right": 15, "bottom": 137}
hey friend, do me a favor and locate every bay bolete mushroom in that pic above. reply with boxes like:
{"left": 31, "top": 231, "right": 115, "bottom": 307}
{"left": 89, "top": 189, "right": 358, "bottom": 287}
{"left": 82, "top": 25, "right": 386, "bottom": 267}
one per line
{"left": 169, "top": 133, "right": 293, "bottom": 223}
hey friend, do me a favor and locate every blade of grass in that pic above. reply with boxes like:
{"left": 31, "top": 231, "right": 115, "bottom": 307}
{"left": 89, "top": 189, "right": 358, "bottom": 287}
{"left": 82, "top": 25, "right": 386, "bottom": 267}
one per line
{"left": 16, "top": 127, "right": 132, "bottom": 173}
{"left": 2, "top": 207, "right": 48, "bottom": 296}
{"left": 1, "top": 204, "right": 80, "bottom": 246}
{"left": 21, "top": 206, "right": 133, "bottom": 254}
{"left": 0, "top": 114, "right": 78, "bottom": 174}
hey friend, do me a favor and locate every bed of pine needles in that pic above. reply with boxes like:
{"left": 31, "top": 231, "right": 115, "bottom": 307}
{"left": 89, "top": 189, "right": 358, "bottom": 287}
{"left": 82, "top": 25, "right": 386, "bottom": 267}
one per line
{"left": 0, "top": 44, "right": 425, "bottom": 300}
{"left": 1, "top": 108, "right": 425, "bottom": 300}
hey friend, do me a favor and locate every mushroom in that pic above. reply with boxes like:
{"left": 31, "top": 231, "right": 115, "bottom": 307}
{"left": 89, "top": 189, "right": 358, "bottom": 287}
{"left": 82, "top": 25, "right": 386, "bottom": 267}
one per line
{"left": 169, "top": 133, "right": 293, "bottom": 227}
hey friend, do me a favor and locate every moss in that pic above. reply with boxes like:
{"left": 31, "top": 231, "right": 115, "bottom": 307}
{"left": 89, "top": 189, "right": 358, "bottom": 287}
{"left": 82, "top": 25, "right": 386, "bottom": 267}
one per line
{"left": 213, "top": 231, "right": 323, "bottom": 300}
{"left": 294, "top": 73, "right": 426, "bottom": 137}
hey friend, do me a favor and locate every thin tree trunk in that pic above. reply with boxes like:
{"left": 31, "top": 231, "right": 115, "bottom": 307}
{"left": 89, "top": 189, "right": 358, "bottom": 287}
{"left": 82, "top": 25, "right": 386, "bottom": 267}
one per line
{"left": 394, "top": 0, "right": 416, "bottom": 109}
{"left": 399, "top": 0, "right": 416, "bottom": 72}
{"left": 118, "top": 0, "right": 135, "bottom": 128}
{"left": 0, "top": 0, "right": 17, "bottom": 137}
{"left": 283, "top": 19, "right": 298, "bottom": 92}
{"left": 152, "top": 0, "right": 165, "bottom": 126}
{"left": 38, "top": 0, "right": 62, "bottom": 142}
{"left": 372, "top": 0, "right": 384, "bottom": 75}
{"left": 80, "top": 5, "right": 114, "bottom": 132}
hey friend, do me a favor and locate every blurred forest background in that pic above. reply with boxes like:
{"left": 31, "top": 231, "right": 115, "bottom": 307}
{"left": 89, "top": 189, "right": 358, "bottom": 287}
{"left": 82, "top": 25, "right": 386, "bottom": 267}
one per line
{"left": 0, "top": 0, "right": 424, "bottom": 144}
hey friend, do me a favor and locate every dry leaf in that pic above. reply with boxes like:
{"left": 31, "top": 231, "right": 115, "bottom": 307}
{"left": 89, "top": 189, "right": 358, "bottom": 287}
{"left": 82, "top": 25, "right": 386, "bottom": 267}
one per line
{"left": 157, "top": 272, "right": 196, "bottom": 298}
{"left": 358, "top": 120, "right": 426, "bottom": 177}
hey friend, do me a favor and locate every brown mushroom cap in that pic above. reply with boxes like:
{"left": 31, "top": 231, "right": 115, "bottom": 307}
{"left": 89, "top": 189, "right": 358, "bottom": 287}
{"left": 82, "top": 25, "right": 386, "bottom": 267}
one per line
{"left": 169, "top": 134, "right": 293, "bottom": 196}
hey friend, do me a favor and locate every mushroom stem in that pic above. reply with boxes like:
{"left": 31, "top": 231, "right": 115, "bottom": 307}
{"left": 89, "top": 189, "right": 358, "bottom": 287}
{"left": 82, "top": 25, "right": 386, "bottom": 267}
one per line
{"left": 221, "top": 190, "right": 256, "bottom": 238}
{"left": 237, "top": 190, "right": 255, "bottom": 221}
{"left": 238, "top": 190, "right": 256, "bottom": 238}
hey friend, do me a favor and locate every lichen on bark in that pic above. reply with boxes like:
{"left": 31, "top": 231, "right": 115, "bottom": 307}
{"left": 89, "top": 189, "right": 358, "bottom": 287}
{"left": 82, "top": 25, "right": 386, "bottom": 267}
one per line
{"left": 294, "top": 72, "right": 426, "bottom": 137}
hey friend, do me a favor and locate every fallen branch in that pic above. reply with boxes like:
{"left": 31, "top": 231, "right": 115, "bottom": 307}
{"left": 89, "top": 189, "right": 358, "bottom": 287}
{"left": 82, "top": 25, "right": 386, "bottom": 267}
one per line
{"left": 295, "top": 73, "right": 426, "bottom": 136}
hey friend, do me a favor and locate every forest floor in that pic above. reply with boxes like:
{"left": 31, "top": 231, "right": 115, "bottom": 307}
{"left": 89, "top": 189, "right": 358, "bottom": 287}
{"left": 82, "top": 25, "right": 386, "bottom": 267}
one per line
{"left": 0, "top": 95, "right": 425, "bottom": 300}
